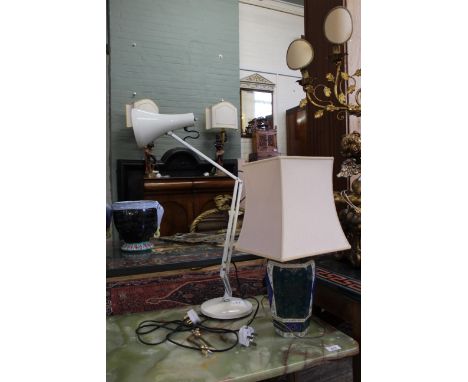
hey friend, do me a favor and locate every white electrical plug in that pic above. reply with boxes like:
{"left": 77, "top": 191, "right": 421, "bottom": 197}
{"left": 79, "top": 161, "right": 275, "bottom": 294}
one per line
{"left": 238, "top": 325, "right": 256, "bottom": 347}
{"left": 186, "top": 309, "right": 201, "bottom": 325}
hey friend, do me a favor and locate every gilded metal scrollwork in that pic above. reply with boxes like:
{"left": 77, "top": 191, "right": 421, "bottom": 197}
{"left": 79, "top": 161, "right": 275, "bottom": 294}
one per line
{"left": 299, "top": 62, "right": 361, "bottom": 120}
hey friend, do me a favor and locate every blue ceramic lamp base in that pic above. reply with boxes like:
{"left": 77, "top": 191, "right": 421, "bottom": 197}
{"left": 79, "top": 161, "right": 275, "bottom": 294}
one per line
{"left": 266, "top": 259, "right": 316, "bottom": 338}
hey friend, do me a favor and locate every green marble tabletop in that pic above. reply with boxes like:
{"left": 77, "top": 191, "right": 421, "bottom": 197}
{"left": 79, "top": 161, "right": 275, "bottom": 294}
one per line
{"left": 107, "top": 297, "right": 359, "bottom": 382}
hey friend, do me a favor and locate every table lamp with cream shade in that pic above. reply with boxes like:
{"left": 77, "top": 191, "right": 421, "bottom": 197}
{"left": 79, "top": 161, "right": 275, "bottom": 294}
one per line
{"left": 129, "top": 106, "right": 253, "bottom": 320}
{"left": 205, "top": 100, "right": 238, "bottom": 175}
{"left": 235, "top": 156, "right": 350, "bottom": 337}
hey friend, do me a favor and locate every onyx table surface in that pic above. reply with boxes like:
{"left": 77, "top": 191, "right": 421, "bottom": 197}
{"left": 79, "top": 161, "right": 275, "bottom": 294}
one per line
{"left": 107, "top": 298, "right": 359, "bottom": 382}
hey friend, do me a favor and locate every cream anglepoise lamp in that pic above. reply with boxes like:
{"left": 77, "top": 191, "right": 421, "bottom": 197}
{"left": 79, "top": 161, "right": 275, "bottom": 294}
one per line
{"left": 130, "top": 107, "right": 253, "bottom": 320}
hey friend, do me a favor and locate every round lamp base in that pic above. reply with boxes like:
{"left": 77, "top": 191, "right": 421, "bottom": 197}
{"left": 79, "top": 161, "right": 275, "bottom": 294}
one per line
{"left": 201, "top": 297, "right": 253, "bottom": 320}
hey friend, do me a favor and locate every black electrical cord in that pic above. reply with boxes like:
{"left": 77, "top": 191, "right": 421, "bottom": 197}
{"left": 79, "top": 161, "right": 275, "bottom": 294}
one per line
{"left": 135, "top": 295, "right": 327, "bottom": 356}
{"left": 136, "top": 295, "right": 262, "bottom": 352}
{"left": 245, "top": 296, "right": 260, "bottom": 327}
{"left": 135, "top": 319, "right": 191, "bottom": 346}
{"left": 135, "top": 318, "right": 239, "bottom": 353}
{"left": 231, "top": 261, "right": 246, "bottom": 298}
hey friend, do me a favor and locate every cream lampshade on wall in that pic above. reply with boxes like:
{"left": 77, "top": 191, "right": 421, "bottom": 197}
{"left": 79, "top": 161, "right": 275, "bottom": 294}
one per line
{"left": 323, "top": 6, "right": 353, "bottom": 45}
{"left": 205, "top": 100, "right": 238, "bottom": 131}
{"left": 235, "top": 156, "right": 350, "bottom": 337}
{"left": 205, "top": 100, "right": 238, "bottom": 175}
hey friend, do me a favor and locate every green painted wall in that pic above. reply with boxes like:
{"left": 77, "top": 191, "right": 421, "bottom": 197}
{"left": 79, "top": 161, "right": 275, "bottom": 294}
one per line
{"left": 108, "top": 0, "right": 240, "bottom": 199}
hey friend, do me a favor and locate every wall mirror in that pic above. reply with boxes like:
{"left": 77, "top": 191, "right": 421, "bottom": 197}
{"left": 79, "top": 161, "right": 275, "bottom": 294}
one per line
{"left": 240, "top": 73, "right": 275, "bottom": 138}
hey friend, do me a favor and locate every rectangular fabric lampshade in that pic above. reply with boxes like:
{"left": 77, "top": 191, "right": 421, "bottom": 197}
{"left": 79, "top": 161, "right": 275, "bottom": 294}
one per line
{"left": 205, "top": 101, "right": 238, "bottom": 131}
{"left": 235, "top": 156, "right": 350, "bottom": 261}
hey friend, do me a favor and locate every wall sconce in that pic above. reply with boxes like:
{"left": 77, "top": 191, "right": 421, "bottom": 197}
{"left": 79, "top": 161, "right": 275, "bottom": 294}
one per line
{"left": 205, "top": 100, "right": 238, "bottom": 175}
{"left": 286, "top": 6, "right": 361, "bottom": 120}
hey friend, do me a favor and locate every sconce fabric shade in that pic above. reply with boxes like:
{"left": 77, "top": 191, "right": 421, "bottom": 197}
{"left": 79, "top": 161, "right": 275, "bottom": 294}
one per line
{"left": 323, "top": 6, "right": 353, "bottom": 44}
{"left": 286, "top": 38, "right": 314, "bottom": 70}
{"left": 205, "top": 101, "right": 238, "bottom": 131}
{"left": 235, "top": 156, "right": 350, "bottom": 261}
{"left": 131, "top": 108, "right": 195, "bottom": 147}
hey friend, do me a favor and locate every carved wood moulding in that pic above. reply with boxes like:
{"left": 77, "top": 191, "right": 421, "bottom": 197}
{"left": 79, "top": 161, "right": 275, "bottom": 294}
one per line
{"left": 240, "top": 73, "right": 275, "bottom": 91}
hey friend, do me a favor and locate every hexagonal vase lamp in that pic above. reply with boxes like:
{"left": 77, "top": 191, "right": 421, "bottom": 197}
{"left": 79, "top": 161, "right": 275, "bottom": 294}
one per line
{"left": 235, "top": 157, "right": 350, "bottom": 337}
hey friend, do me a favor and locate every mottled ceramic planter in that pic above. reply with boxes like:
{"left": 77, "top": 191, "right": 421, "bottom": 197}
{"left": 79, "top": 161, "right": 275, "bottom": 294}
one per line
{"left": 112, "top": 200, "right": 164, "bottom": 252}
{"left": 266, "top": 259, "right": 316, "bottom": 337}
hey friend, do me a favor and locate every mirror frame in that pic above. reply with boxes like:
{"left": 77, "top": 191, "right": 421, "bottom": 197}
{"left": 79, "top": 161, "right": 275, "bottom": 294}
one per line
{"left": 240, "top": 73, "right": 275, "bottom": 138}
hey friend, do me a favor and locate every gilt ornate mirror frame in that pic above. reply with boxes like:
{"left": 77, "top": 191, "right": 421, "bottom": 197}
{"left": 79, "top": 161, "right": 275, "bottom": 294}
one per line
{"left": 240, "top": 73, "right": 275, "bottom": 138}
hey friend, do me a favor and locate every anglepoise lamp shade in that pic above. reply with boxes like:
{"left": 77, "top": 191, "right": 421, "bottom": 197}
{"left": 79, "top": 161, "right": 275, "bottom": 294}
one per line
{"left": 235, "top": 156, "right": 350, "bottom": 337}
{"left": 131, "top": 108, "right": 195, "bottom": 147}
{"left": 236, "top": 156, "right": 350, "bottom": 261}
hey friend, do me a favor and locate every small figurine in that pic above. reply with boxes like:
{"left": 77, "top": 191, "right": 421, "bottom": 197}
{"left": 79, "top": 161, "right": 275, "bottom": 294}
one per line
{"left": 144, "top": 143, "right": 157, "bottom": 178}
{"left": 213, "top": 133, "right": 225, "bottom": 176}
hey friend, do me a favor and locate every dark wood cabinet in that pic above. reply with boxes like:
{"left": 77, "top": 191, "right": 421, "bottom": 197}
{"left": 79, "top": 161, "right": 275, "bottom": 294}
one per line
{"left": 286, "top": 106, "right": 308, "bottom": 156}
{"left": 286, "top": 102, "right": 346, "bottom": 191}
{"left": 144, "top": 177, "right": 235, "bottom": 236}
{"left": 285, "top": 0, "right": 347, "bottom": 191}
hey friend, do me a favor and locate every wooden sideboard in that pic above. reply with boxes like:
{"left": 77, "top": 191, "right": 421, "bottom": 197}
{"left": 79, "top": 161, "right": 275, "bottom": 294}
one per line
{"left": 143, "top": 176, "right": 235, "bottom": 236}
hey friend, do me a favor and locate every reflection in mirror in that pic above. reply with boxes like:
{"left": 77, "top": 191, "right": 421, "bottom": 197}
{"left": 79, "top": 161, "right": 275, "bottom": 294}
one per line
{"left": 240, "top": 89, "right": 273, "bottom": 137}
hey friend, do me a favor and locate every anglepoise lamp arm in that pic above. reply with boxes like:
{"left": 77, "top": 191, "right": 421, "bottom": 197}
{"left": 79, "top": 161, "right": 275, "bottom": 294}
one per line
{"left": 167, "top": 131, "right": 242, "bottom": 301}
